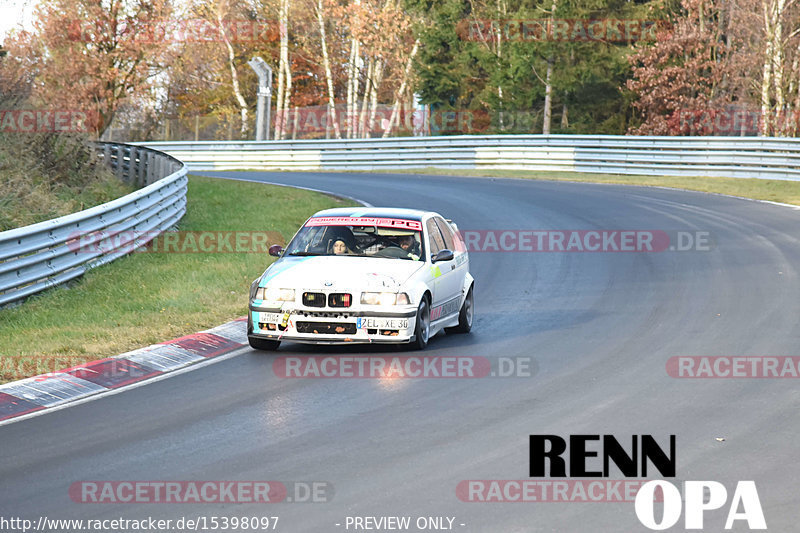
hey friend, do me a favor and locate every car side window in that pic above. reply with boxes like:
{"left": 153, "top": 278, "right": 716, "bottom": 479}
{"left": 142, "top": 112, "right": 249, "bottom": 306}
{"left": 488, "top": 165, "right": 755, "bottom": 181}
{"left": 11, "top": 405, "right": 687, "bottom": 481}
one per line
{"left": 426, "top": 219, "right": 445, "bottom": 257}
{"left": 434, "top": 217, "right": 455, "bottom": 251}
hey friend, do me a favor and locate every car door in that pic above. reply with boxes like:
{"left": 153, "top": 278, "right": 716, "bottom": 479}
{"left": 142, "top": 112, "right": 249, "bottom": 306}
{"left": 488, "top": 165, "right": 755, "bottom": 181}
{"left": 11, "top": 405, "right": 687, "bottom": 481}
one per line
{"left": 425, "top": 217, "right": 461, "bottom": 321}
{"left": 434, "top": 216, "right": 469, "bottom": 294}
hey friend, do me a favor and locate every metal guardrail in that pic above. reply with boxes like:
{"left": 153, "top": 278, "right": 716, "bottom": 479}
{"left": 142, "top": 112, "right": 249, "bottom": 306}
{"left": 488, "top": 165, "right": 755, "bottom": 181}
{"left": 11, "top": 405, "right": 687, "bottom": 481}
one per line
{"left": 6, "top": 135, "right": 792, "bottom": 306}
{"left": 0, "top": 143, "right": 187, "bottom": 307}
{"left": 140, "top": 135, "right": 800, "bottom": 181}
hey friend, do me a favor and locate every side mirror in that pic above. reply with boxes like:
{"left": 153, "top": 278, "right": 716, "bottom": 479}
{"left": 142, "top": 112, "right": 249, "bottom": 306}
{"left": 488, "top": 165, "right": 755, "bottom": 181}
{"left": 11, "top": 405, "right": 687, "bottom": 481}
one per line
{"left": 432, "top": 249, "right": 454, "bottom": 263}
{"left": 268, "top": 244, "right": 284, "bottom": 257}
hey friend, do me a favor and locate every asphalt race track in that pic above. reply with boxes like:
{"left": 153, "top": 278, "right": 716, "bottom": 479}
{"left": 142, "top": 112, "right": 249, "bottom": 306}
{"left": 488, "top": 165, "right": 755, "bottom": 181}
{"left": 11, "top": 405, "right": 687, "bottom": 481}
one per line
{"left": 2, "top": 171, "right": 800, "bottom": 532}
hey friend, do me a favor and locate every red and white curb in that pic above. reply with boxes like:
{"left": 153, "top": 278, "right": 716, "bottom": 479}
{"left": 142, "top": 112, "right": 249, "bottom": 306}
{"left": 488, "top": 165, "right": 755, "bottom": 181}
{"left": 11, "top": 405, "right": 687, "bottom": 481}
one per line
{"left": 0, "top": 317, "right": 248, "bottom": 424}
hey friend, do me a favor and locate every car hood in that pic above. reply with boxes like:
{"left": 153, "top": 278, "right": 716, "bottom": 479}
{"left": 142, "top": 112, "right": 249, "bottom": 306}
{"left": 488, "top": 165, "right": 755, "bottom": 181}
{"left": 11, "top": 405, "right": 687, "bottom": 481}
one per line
{"left": 259, "top": 256, "right": 425, "bottom": 291}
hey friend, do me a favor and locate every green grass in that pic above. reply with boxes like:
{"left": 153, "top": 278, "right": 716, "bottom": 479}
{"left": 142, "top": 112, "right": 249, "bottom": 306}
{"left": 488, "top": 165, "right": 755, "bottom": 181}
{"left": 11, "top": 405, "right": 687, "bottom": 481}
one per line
{"left": 339, "top": 167, "right": 800, "bottom": 206}
{"left": 0, "top": 132, "right": 133, "bottom": 231}
{"left": 0, "top": 175, "right": 357, "bottom": 382}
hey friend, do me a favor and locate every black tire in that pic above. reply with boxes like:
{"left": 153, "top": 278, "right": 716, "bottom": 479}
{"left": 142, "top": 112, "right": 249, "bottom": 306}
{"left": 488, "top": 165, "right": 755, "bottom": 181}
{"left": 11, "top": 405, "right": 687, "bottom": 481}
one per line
{"left": 248, "top": 336, "right": 281, "bottom": 351}
{"left": 410, "top": 297, "right": 431, "bottom": 350}
{"left": 446, "top": 285, "right": 474, "bottom": 334}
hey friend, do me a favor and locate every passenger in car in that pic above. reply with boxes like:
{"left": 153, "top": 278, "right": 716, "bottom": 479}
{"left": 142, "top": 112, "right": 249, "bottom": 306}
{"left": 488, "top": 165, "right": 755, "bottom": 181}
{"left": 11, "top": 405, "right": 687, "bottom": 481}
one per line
{"left": 326, "top": 227, "right": 358, "bottom": 254}
{"left": 332, "top": 239, "right": 354, "bottom": 255}
{"left": 398, "top": 235, "right": 415, "bottom": 251}
{"left": 398, "top": 235, "right": 421, "bottom": 257}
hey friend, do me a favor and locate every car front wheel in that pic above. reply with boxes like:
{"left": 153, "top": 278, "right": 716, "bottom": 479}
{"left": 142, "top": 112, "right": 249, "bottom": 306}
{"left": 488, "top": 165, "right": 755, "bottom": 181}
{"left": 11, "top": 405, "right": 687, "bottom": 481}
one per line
{"left": 446, "top": 285, "right": 473, "bottom": 334}
{"left": 411, "top": 298, "right": 431, "bottom": 350}
{"left": 248, "top": 336, "right": 281, "bottom": 351}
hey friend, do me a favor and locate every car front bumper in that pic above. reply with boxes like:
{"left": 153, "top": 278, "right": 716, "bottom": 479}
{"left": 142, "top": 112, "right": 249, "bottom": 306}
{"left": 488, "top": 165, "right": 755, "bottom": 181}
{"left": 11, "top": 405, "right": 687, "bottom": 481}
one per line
{"left": 248, "top": 304, "right": 418, "bottom": 344}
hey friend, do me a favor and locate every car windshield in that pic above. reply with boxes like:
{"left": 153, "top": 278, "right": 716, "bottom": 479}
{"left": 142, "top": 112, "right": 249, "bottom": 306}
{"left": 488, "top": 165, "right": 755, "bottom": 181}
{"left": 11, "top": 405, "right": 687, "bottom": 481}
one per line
{"left": 285, "top": 216, "right": 425, "bottom": 260}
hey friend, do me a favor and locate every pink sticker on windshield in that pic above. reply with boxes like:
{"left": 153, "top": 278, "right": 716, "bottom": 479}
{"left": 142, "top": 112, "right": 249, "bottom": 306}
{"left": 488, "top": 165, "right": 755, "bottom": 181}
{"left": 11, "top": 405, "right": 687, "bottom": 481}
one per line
{"left": 305, "top": 217, "right": 422, "bottom": 231}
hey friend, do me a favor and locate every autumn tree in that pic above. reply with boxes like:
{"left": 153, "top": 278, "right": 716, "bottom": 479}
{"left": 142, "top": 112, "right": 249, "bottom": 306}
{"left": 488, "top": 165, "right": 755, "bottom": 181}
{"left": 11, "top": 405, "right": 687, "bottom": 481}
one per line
{"left": 313, "top": 0, "right": 344, "bottom": 137}
{"left": 3, "top": 0, "right": 175, "bottom": 137}
{"left": 164, "top": 0, "right": 286, "bottom": 140}
{"left": 757, "top": 0, "right": 800, "bottom": 135}
{"left": 318, "top": 0, "right": 416, "bottom": 138}
{"left": 628, "top": 0, "right": 800, "bottom": 136}
{"left": 627, "top": 0, "right": 734, "bottom": 134}
{"left": 190, "top": 0, "right": 262, "bottom": 137}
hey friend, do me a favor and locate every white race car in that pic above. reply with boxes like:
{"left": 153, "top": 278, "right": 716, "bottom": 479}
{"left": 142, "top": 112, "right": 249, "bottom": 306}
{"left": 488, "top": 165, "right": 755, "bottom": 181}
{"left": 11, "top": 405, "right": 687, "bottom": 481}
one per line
{"left": 247, "top": 207, "right": 474, "bottom": 350}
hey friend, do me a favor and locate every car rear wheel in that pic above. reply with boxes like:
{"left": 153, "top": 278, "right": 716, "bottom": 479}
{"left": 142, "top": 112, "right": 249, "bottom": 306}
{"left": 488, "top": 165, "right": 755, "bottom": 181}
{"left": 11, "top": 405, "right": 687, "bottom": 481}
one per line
{"left": 446, "top": 285, "right": 473, "bottom": 334}
{"left": 411, "top": 298, "right": 430, "bottom": 350}
{"left": 248, "top": 336, "right": 281, "bottom": 351}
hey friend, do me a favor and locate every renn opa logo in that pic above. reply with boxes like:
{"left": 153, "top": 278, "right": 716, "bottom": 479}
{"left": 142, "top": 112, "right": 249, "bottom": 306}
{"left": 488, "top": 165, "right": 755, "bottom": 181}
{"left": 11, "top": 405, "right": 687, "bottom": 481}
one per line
{"left": 530, "top": 435, "right": 766, "bottom": 530}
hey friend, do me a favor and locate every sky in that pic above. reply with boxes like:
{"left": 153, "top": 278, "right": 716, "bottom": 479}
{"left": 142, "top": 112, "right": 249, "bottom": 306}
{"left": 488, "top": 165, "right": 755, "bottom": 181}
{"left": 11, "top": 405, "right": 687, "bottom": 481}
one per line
{"left": 0, "top": 0, "right": 35, "bottom": 43}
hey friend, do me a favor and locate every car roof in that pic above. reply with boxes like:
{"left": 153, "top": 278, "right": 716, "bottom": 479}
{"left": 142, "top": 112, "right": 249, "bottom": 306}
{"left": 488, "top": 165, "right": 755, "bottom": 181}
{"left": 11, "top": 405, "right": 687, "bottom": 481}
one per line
{"left": 310, "top": 207, "right": 432, "bottom": 221}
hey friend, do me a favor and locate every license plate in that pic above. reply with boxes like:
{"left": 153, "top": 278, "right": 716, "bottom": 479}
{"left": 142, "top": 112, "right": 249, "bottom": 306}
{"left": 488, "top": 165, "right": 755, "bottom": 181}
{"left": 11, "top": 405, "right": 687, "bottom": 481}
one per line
{"left": 258, "top": 312, "right": 282, "bottom": 323}
{"left": 357, "top": 317, "right": 409, "bottom": 329}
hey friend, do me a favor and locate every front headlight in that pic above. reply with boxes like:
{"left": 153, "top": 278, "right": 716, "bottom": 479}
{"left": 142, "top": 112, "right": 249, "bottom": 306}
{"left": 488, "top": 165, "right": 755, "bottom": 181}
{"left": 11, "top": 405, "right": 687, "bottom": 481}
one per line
{"left": 361, "top": 292, "right": 410, "bottom": 305}
{"left": 255, "top": 287, "right": 295, "bottom": 301}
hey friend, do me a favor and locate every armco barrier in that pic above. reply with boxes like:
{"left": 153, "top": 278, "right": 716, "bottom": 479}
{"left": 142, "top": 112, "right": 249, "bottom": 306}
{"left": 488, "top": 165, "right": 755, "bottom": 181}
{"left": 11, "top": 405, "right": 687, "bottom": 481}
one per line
{"left": 4, "top": 135, "right": 796, "bottom": 306}
{"left": 139, "top": 135, "right": 800, "bottom": 181}
{"left": 0, "top": 143, "right": 187, "bottom": 307}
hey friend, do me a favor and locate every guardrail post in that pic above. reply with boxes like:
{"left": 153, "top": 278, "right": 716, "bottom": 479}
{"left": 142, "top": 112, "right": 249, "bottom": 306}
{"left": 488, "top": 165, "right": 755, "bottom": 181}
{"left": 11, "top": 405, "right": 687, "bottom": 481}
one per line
{"left": 155, "top": 157, "right": 164, "bottom": 186}
{"left": 129, "top": 146, "right": 139, "bottom": 187}
{"left": 103, "top": 144, "right": 112, "bottom": 170}
{"left": 145, "top": 151, "right": 154, "bottom": 185}
{"left": 137, "top": 148, "right": 146, "bottom": 188}
{"left": 115, "top": 144, "right": 126, "bottom": 183}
